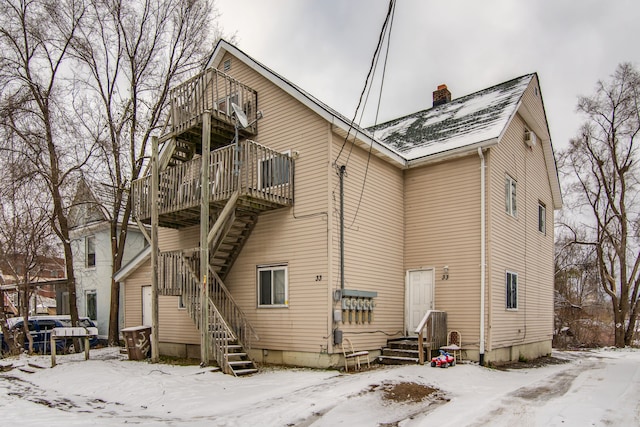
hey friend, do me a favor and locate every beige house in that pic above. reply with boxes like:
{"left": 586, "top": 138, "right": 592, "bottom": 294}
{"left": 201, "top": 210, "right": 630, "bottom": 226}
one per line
{"left": 115, "top": 40, "right": 561, "bottom": 374}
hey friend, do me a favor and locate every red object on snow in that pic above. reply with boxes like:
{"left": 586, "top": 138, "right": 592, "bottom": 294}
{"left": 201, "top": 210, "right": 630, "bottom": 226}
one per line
{"left": 430, "top": 350, "right": 455, "bottom": 368}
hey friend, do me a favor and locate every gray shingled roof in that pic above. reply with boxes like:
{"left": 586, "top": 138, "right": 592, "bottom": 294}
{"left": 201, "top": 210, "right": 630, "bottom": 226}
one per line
{"left": 368, "top": 74, "right": 534, "bottom": 161}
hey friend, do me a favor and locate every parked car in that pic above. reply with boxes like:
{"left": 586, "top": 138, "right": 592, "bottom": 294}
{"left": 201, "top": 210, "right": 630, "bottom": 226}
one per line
{"left": 1, "top": 315, "right": 98, "bottom": 355}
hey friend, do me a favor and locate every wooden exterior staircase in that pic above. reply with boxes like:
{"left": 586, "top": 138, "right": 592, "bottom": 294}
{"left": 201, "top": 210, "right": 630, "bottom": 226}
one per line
{"left": 157, "top": 244, "right": 259, "bottom": 376}
{"left": 378, "top": 311, "right": 447, "bottom": 365}
{"left": 132, "top": 67, "right": 293, "bottom": 376}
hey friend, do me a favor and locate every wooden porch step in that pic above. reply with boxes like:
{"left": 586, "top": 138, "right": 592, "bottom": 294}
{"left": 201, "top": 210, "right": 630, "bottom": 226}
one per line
{"left": 227, "top": 360, "right": 253, "bottom": 366}
{"left": 226, "top": 352, "right": 248, "bottom": 358}
{"left": 381, "top": 348, "right": 421, "bottom": 358}
{"left": 377, "top": 355, "right": 420, "bottom": 365}
{"left": 233, "top": 368, "right": 258, "bottom": 376}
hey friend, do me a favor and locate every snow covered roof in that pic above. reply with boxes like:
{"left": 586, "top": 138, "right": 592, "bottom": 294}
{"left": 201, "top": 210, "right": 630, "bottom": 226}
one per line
{"left": 204, "top": 43, "right": 560, "bottom": 208}
{"left": 369, "top": 74, "right": 534, "bottom": 161}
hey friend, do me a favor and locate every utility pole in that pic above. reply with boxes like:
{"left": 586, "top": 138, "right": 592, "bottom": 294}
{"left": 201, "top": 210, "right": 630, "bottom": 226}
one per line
{"left": 200, "top": 111, "right": 211, "bottom": 365}
{"left": 150, "top": 136, "right": 159, "bottom": 363}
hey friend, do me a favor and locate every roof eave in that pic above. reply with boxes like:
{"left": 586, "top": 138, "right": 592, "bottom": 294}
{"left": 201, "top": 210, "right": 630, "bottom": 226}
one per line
{"left": 406, "top": 138, "right": 499, "bottom": 168}
{"left": 208, "top": 40, "right": 406, "bottom": 168}
{"left": 113, "top": 246, "right": 151, "bottom": 282}
{"left": 514, "top": 80, "right": 563, "bottom": 210}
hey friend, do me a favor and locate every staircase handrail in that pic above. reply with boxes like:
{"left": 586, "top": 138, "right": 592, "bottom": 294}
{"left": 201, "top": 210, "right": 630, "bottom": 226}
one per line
{"left": 414, "top": 310, "right": 447, "bottom": 365}
{"left": 207, "top": 297, "right": 234, "bottom": 375}
{"left": 209, "top": 267, "right": 259, "bottom": 346}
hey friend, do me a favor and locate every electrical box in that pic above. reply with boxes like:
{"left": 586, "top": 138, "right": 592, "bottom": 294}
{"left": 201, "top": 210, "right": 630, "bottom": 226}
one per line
{"left": 334, "top": 329, "right": 343, "bottom": 345}
{"left": 333, "top": 309, "right": 342, "bottom": 322}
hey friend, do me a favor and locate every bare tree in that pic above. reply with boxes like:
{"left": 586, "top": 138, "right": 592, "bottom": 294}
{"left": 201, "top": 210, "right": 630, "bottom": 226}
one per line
{"left": 0, "top": 0, "right": 93, "bottom": 336}
{"left": 559, "top": 63, "right": 640, "bottom": 347}
{"left": 69, "top": 0, "right": 217, "bottom": 344}
{"left": 0, "top": 146, "right": 58, "bottom": 354}
{"left": 554, "top": 234, "right": 610, "bottom": 347}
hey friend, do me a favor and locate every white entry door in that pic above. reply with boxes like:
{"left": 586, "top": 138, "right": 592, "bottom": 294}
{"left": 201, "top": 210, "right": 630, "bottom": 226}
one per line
{"left": 142, "top": 286, "right": 152, "bottom": 326}
{"left": 406, "top": 269, "right": 434, "bottom": 335}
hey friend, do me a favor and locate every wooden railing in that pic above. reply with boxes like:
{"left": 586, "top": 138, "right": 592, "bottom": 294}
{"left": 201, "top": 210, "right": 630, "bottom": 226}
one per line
{"left": 132, "top": 140, "right": 293, "bottom": 222}
{"left": 156, "top": 250, "right": 258, "bottom": 369}
{"left": 414, "top": 310, "right": 447, "bottom": 365}
{"left": 208, "top": 300, "right": 234, "bottom": 375}
{"left": 169, "top": 67, "right": 258, "bottom": 137}
{"left": 209, "top": 267, "right": 259, "bottom": 354}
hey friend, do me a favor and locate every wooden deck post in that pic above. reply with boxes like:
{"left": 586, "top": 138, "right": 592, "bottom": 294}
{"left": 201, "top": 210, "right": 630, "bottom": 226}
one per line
{"left": 200, "top": 111, "right": 211, "bottom": 365}
{"left": 151, "top": 135, "right": 160, "bottom": 363}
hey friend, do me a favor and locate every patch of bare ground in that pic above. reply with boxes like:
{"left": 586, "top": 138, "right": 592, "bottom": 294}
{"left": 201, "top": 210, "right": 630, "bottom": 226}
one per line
{"left": 490, "top": 355, "right": 569, "bottom": 370}
{"left": 376, "top": 381, "right": 440, "bottom": 403}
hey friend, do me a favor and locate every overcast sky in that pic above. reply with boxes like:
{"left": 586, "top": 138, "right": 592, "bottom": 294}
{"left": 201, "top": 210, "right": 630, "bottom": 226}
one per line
{"left": 215, "top": 0, "right": 640, "bottom": 151}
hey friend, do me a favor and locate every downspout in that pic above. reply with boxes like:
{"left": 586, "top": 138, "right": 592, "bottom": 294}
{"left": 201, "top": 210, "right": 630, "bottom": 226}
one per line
{"left": 478, "top": 147, "right": 486, "bottom": 366}
{"left": 339, "top": 165, "right": 346, "bottom": 291}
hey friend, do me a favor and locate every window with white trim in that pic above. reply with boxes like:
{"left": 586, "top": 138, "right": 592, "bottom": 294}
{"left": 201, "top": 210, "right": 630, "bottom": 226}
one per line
{"left": 86, "top": 290, "right": 97, "bottom": 320}
{"left": 86, "top": 236, "right": 96, "bottom": 268}
{"left": 216, "top": 93, "right": 239, "bottom": 116}
{"left": 260, "top": 150, "right": 290, "bottom": 189}
{"left": 258, "top": 264, "right": 288, "bottom": 307}
{"left": 506, "top": 271, "right": 518, "bottom": 310}
{"left": 538, "top": 202, "right": 546, "bottom": 234}
{"left": 505, "top": 175, "right": 517, "bottom": 217}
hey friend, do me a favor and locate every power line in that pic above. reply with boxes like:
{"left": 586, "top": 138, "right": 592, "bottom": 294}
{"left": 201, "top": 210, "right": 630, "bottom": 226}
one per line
{"left": 348, "top": 0, "right": 396, "bottom": 228}
{"left": 333, "top": 0, "right": 396, "bottom": 168}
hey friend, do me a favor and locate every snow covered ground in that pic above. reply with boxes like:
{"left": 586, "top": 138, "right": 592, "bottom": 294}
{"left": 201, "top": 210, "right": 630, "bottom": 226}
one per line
{"left": 0, "top": 348, "right": 638, "bottom": 426}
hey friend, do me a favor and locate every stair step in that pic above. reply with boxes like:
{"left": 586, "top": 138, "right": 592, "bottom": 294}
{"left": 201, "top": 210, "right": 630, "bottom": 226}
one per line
{"left": 233, "top": 368, "right": 258, "bottom": 376}
{"left": 226, "top": 352, "right": 248, "bottom": 358}
{"left": 382, "top": 348, "right": 421, "bottom": 358}
{"left": 227, "top": 360, "right": 253, "bottom": 366}
{"left": 387, "top": 340, "right": 427, "bottom": 350}
{"left": 225, "top": 345, "right": 242, "bottom": 350}
{"left": 377, "top": 355, "right": 420, "bottom": 365}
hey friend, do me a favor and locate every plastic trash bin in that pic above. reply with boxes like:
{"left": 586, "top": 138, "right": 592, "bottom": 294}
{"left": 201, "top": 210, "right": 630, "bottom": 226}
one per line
{"left": 121, "top": 326, "right": 152, "bottom": 360}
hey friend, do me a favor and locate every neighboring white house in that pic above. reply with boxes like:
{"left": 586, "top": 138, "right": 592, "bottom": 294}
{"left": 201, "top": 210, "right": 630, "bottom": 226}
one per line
{"left": 69, "top": 179, "right": 148, "bottom": 339}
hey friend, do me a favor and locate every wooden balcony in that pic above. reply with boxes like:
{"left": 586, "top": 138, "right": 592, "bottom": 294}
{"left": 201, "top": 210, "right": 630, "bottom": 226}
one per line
{"left": 132, "top": 140, "right": 293, "bottom": 228}
{"left": 162, "top": 68, "right": 258, "bottom": 146}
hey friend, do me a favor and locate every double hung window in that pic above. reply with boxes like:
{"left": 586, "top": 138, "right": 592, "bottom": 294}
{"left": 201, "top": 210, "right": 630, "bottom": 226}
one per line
{"left": 258, "top": 264, "right": 288, "bottom": 307}
{"left": 505, "top": 176, "right": 517, "bottom": 217}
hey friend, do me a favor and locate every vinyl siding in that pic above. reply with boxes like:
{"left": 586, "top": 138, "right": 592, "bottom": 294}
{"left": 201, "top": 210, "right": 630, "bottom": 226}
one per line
{"left": 208, "top": 52, "right": 331, "bottom": 353}
{"left": 329, "top": 132, "right": 405, "bottom": 351}
{"left": 122, "top": 54, "right": 557, "bottom": 362}
{"left": 404, "top": 154, "right": 483, "bottom": 349}
{"left": 123, "top": 261, "right": 200, "bottom": 344}
{"left": 486, "top": 78, "right": 555, "bottom": 351}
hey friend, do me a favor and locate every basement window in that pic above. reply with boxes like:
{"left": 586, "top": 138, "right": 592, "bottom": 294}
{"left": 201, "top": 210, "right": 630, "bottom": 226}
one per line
{"left": 258, "top": 264, "right": 288, "bottom": 307}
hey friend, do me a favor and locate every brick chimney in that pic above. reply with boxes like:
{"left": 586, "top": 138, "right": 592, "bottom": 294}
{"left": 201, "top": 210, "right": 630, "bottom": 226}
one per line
{"left": 433, "top": 84, "right": 451, "bottom": 107}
